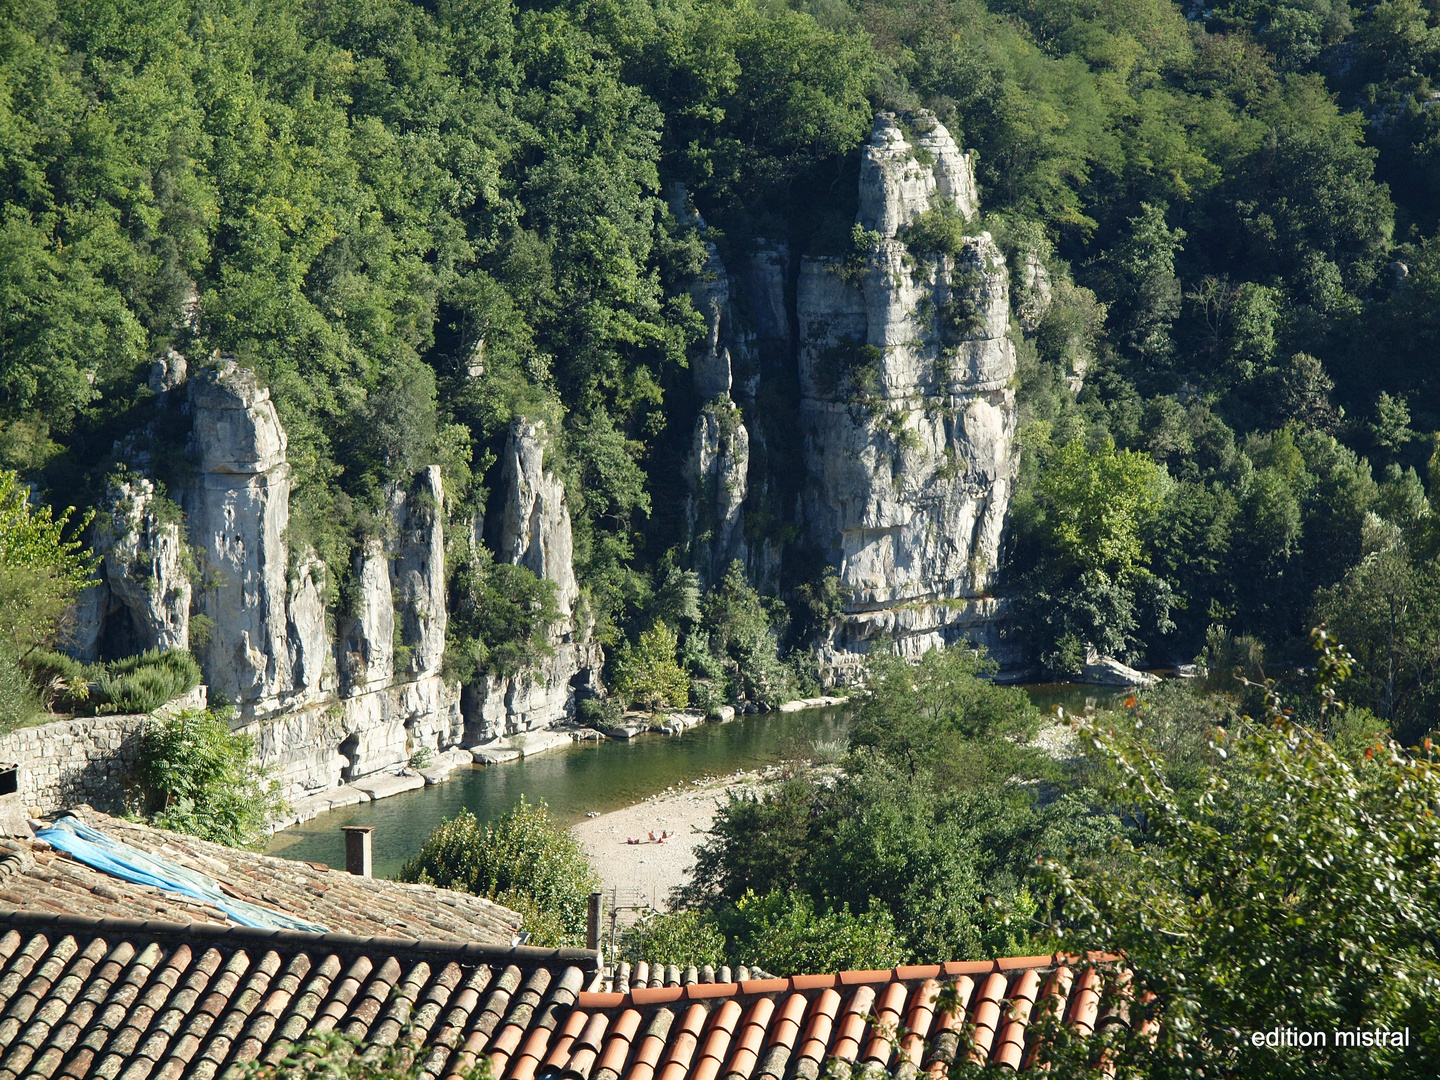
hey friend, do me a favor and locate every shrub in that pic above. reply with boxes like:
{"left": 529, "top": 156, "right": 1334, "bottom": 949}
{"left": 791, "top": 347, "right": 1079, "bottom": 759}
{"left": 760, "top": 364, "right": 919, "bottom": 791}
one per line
{"left": 95, "top": 648, "right": 202, "bottom": 714}
{"left": 621, "top": 909, "right": 727, "bottom": 968}
{"left": 0, "top": 646, "right": 40, "bottom": 733}
{"left": 1040, "top": 632, "right": 1440, "bottom": 1077}
{"left": 612, "top": 621, "right": 689, "bottom": 710}
{"left": 136, "top": 707, "right": 284, "bottom": 849}
{"left": 445, "top": 549, "right": 561, "bottom": 680}
{"left": 0, "top": 468, "right": 94, "bottom": 735}
{"left": 897, "top": 204, "right": 970, "bottom": 258}
{"left": 28, "top": 647, "right": 202, "bottom": 717}
{"left": 398, "top": 798, "right": 600, "bottom": 947}
{"left": 700, "top": 562, "right": 794, "bottom": 707}
{"left": 715, "top": 890, "right": 905, "bottom": 975}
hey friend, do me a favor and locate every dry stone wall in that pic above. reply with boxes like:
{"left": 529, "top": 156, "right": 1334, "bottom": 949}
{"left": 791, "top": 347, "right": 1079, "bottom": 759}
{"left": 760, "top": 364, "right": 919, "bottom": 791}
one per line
{"left": 0, "top": 688, "right": 206, "bottom": 815}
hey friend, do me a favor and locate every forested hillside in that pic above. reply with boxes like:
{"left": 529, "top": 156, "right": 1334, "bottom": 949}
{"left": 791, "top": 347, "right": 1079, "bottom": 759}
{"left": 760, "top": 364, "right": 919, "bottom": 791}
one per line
{"left": 4, "top": 0, "right": 1440, "bottom": 733}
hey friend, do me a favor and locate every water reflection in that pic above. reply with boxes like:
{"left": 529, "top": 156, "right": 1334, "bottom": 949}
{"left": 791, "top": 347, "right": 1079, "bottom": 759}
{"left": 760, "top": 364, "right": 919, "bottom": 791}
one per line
{"left": 264, "top": 684, "right": 1129, "bottom": 878}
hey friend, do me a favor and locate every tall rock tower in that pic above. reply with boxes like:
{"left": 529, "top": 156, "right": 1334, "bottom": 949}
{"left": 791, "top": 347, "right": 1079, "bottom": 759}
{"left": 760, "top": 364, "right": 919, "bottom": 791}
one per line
{"left": 797, "top": 112, "right": 1019, "bottom": 678}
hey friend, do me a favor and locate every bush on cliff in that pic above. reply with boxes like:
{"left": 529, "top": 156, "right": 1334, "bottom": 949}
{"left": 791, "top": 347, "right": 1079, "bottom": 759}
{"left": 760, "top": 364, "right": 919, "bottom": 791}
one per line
{"left": 0, "top": 468, "right": 94, "bottom": 733}
{"left": 135, "top": 707, "right": 284, "bottom": 849}
{"left": 399, "top": 798, "right": 600, "bottom": 948}
{"left": 27, "top": 647, "right": 201, "bottom": 717}
{"left": 445, "top": 549, "right": 561, "bottom": 681}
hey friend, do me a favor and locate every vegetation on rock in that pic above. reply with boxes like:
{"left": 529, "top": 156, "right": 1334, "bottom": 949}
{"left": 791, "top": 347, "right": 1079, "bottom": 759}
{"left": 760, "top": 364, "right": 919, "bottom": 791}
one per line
{"left": 0, "top": 468, "right": 93, "bottom": 733}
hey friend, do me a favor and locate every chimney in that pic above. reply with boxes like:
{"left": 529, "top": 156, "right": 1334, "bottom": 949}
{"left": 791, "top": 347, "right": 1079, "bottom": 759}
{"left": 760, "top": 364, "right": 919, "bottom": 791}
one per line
{"left": 587, "top": 891, "right": 602, "bottom": 952}
{"left": 342, "top": 825, "right": 374, "bottom": 877}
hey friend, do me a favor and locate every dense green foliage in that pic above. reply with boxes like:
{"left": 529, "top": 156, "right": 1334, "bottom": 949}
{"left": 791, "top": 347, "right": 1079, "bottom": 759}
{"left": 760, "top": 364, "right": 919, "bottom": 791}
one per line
{"left": 136, "top": 707, "right": 284, "bottom": 848}
{"left": 612, "top": 620, "right": 689, "bottom": 709}
{"left": 444, "top": 548, "right": 560, "bottom": 681}
{"left": 676, "top": 646, "right": 1117, "bottom": 969}
{"left": 1035, "top": 636, "right": 1440, "bottom": 1078}
{"left": 0, "top": 468, "right": 93, "bottom": 732}
{"left": 398, "top": 798, "right": 600, "bottom": 947}
{"left": 29, "top": 646, "right": 201, "bottom": 716}
{"left": 10, "top": 0, "right": 1440, "bottom": 702}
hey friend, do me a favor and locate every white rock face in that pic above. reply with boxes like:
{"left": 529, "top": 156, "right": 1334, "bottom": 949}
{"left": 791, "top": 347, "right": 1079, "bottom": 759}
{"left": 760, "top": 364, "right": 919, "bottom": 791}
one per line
{"left": 857, "top": 112, "right": 977, "bottom": 238}
{"left": 1016, "top": 248, "right": 1054, "bottom": 335}
{"left": 391, "top": 465, "right": 448, "bottom": 677}
{"left": 799, "top": 113, "right": 1018, "bottom": 678}
{"left": 286, "top": 550, "right": 331, "bottom": 697}
{"left": 341, "top": 538, "right": 394, "bottom": 694}
{"left": 186, "top": 361, "right": 296, "bottom": 710}
{"left": 64, "top": 358, "right": 478, "bottom": 797}
{"left": 93, "top": 478, "right": 192, "bottom": 654}
{"left": 497, "top": 419, "right": 579, "bottom": 618}
{"left": 690, "top": 238, "right": 735, "bottom": 400}
{"left": 686, "top": 401, "right": 750, "bottom": 584}
{"left": 468, "top": 419, "right": 602, "bottom": 740}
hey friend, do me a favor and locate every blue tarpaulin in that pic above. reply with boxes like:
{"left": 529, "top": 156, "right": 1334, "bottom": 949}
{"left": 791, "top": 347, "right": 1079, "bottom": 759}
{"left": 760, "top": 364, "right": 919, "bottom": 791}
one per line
{"left": 35, "top": 815, "right": 329, "bottom": 933}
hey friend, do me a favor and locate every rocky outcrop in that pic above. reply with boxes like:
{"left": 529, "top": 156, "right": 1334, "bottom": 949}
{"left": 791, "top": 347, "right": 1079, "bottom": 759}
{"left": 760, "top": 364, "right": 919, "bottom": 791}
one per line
{"left": 391, "top": 465, "right": 448, "bottom": 678}
{"left": 497, "top": 419, "right": 579, "bottom": 619}
{"left": 857, "top": 112, "right": 977, "bottom": 238}
{"left": 340, "top": 539, "right": 394, "bottom": 694}
{"left": 285, "top": 551, "right": 331, "bottom": 696}
{"left": 185, "top": 361, "right": 300, "bottom": 710}
{"left": 689, "top": 234, "right": 736, "bottom": 400}
{"left": 798, "top": 112, "right": 1019, "bottom": 678}
{"left": 77, "top": 478, "right": 193, "bottom": 660}
{"left": 468, "top": 421, "right": 601, "bottom": 741}
{"left": 673, "top": 190, "right": 767, "bottom": 588}
{"left": 686, "top": 399, "right": 750, "bottom": 584}
{"left": 1016, "top": 249, "right": 1054, "bottom": 335}
{"left": 180, "top": 360, "right": 463, "bottom": 797}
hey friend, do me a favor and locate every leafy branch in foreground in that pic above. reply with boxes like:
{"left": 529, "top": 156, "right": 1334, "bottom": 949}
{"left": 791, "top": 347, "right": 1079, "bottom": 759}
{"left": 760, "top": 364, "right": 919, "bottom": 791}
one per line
{"left": 135, "top": 707, "right": 285, "bottom": 849}
{"left": 1037, "top": 629, "right": 1440, "bottom": 1078}
{"left": 243, "top": 1030, "right": 494, "bottom": 1080}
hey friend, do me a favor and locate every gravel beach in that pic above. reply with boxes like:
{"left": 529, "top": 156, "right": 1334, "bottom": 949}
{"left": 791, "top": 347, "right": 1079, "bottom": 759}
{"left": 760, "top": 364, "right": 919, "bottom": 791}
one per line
{"left": 570, "top": 769, "right": 770, "bottom": 913}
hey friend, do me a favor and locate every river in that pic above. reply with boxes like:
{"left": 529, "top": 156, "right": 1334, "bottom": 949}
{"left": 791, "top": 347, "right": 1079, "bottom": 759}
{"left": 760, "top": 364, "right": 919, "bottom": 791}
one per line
{"left": 263, "top": 683, "right": 1123, "bottom": 879}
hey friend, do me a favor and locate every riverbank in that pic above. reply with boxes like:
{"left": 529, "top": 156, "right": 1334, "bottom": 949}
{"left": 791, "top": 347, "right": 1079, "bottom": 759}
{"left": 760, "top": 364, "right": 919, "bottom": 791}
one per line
{"left": 570, "top": 768, "right": 775, "bottom": 913}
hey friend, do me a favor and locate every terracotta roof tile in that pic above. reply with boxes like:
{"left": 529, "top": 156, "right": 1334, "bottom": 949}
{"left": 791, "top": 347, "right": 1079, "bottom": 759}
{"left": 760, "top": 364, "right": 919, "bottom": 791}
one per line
{"left": 623, "top": 1006, "right": 675, "bottom": 1080}
{"left": 0, "top": 905, "right": 1133, "bottom": 1078}
{"left": 0, "top": 911, "right": 599, "bottom": 1080}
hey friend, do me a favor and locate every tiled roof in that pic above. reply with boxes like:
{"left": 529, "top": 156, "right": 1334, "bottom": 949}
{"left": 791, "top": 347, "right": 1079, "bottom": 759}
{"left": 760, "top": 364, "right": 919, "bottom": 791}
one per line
{"left": 0, "top": 808, "right": 521, "bottom": 944}
{"left": 553, "top": 957, "right": 1131, "bottom": 1080}
{"left": 0, "top": 909, "right": 599, "bottom": 1080}
{"left": 0, "top": 906, "right": 1132, "bottom": 1080}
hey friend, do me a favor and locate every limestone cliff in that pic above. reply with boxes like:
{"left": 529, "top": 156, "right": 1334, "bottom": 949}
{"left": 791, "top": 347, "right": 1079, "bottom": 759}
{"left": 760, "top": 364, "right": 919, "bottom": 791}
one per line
{"left": 391, "top": 465, "right": 448, "bottom": 678}
{"left": 497, "top": 419, "right": 579, "bottom": 619}
{"left": 798, "top": 111, "right": 1018, "bottom": 676}
{"left": 184, "top": 361, "right": 304, "bottom": 710}
{"left": 466, "top": 420, "right": 601, "bottom": 741}
{"left": 73, "top": 478, "right": 192, "bottom": 661}
{"left": 672, "top": 111, "right": 1017, "bottom": 672}
{"left": 685, "top": 399, "right": 750, "bottom": 585}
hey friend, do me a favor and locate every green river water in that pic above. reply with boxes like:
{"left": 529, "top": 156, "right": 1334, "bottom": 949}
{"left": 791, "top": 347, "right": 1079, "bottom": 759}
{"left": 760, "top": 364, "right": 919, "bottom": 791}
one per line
{"left": 263, "top": 683, "right": 1124, "bottom": 879}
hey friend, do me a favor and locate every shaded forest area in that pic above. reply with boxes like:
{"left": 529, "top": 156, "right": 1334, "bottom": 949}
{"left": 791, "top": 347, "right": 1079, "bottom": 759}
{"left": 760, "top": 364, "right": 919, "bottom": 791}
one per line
{"left": 4, "top": 0, "right": 1440, "bottom": 736}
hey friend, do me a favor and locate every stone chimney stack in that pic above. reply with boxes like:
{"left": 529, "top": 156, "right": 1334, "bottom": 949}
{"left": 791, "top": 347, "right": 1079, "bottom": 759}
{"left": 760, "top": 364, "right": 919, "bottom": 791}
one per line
{"left": 342, "top": 825, "right": 374, "bottom": 877}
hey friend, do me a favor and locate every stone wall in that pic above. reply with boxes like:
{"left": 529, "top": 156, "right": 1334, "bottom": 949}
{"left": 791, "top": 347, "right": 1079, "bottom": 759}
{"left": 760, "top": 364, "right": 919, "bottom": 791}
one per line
{"left": 0, "top": 687, "right": 207, "bottom": 815}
